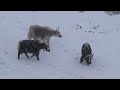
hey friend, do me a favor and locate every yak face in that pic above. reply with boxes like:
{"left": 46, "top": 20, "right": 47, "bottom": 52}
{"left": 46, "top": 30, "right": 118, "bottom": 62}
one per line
{"left": 41, "top": 43, "right": 50, "bottom": 52}
{"left": 30, "top": 40, "right": 50, "bottom": 52}
{"left": 85, "top": 54, "right": 94, "bottom": 65}
{"left": 55, "top": 27, "right": 62, "bottom": 38}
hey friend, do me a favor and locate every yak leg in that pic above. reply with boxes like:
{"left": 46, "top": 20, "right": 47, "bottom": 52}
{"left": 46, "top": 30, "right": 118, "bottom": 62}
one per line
{"left": 47, "top": 40, "right": 50, "bottom": 49}
{"left": 47, "top": 39, "right": 50, "bottom": 46}
{"left": 36, "top": 52, "right": 40, "bottom": 60}
{"left": 31, "top": 53, "right": 35, "bottom": 58}
{"left": 47, "top": 38, "right": 50, "bottom": 51}
{"left": 86, "top": 59, "right": 90, "bottom": 66}
{"left": 47, "top": 38, "right": 50, "bottom": 47}
{"left": 18, "top": 51, "right": 21, "bottom": 59}
{"left": 80, "top": 56, "right": 84, "bottom": 63}
{"left": 24, "top": 52, "right": 30, "bottom": 59}
{"left": 44, "top": 37, "right": 50, "bottom": 46}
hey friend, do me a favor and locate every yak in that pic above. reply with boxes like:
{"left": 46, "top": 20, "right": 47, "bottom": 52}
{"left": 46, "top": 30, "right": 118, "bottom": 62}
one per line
{"left": 80, "top": 43, "right": 94, "bottom": 65}
{"left": 18, "top": 39, "right": 50, "bottom": 60}
{"left": 28, "top": 25, "right": 62, "bottom": 48}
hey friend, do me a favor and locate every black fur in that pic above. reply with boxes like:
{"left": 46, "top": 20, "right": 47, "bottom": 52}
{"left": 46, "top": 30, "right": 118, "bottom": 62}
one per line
{"left": 80, "top": 43, "right": 93, "bottom": 65}
{"left": 18, "top": 40, "right": 50, "bottom": 60}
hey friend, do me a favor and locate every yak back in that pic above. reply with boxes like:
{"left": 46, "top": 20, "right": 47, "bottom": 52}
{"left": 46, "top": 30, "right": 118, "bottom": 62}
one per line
{"left": 30, "top": 25, "right": 55, "bottom": 37}
{"left": 19, "top": 40, "right": 43, "bottom": 53}
{"left": 82, "top": 43, "right": 92, "bottom": 56}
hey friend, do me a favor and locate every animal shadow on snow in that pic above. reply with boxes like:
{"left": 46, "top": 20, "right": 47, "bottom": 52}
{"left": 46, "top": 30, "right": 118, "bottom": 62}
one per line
{"left": 18, "top": 55, "right": 41, "bottom": 65}
{"left": 75, "top": 56, "right": 94, "bottom": 66}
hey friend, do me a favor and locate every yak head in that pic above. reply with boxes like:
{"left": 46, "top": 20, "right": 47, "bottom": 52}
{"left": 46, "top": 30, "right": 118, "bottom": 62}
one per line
{"left": 85, "top": 54, "right": 94, "bottom": 65}
{"left": 55, "top": 27, "right": 62, "bottom": 38}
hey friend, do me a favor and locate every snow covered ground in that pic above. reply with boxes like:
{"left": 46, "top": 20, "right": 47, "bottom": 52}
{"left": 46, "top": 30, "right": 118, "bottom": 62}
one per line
{"left": 0, "top": 11, "right": 120, "bottom": 79}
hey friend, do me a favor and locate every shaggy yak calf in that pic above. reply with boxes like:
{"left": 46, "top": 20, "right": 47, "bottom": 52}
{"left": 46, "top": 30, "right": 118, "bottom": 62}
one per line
{"left": 18, "top": 40, "right": 50, "bottom": 60}
{"left": 80, "top": 43, "right": 94, "bottom": 65}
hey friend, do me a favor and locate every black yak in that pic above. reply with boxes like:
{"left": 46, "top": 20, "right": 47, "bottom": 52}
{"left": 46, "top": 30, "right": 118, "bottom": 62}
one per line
{"left": 17, "top": 40, "right": 50, "bottom": 60}
{"left": 80, "top": 43, "right": 94, "bottom": 65}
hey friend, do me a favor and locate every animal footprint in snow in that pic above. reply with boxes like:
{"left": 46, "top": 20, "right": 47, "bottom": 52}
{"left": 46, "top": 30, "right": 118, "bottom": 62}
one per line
{"left": 91, "top": 40, "right": 94, "bottom": 43}
{"left": 76, "top": 24, "right": 82, "bottom": 30}
{"left": 17, "top": 22, "right": 22, "bottom": 23}
{"left": 4, "top": 51, "right": 8, "bottom": 54}
{"left": 88, "top": 31, "right": 92, "bottom": 32}
{"left": 74, "top": 57, "right": 79, "bottom": 61}
{"left": 64, "top": 49, "right": 69, "bottom": 53}
{"left": 75, "top": 57, "right": 78, "bottom": 60}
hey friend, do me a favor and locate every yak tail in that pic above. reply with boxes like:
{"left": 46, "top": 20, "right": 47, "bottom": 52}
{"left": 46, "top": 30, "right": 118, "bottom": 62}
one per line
{"left": 17, "top": 41, "right": 22, "bottom": 50}
{"left": 17, "top": 42, "right": 20, "bottom": 50}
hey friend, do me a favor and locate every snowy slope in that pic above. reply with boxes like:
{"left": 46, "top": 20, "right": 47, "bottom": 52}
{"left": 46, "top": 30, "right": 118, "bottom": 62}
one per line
{"left": 0, "top": 11, "right": 120, "bottom": 79}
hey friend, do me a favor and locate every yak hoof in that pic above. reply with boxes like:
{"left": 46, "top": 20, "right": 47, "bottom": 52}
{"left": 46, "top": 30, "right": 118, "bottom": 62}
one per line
{"left": 27, "top": 57, "right": 30, "bottom": 59}
{"left": 18, "top": 57, "right": 20, "bottom": 60}
{"left": 36, "top": 56, "right": 40, "bottom": 60}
